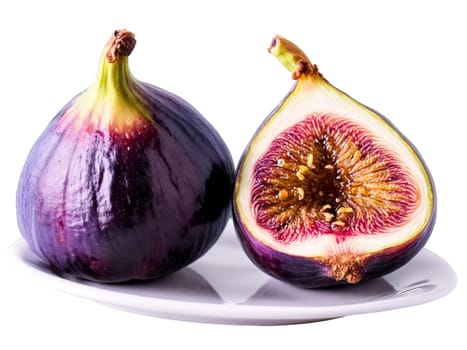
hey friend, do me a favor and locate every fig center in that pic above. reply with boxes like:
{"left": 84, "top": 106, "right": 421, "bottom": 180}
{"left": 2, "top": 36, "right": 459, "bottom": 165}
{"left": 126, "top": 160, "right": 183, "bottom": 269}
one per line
{"left": 251, "top": 113, "right": 418, "bottom": 244}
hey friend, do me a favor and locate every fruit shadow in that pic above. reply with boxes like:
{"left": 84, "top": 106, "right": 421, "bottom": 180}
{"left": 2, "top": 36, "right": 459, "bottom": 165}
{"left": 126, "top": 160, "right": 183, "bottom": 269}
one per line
{"left": 242, "top": 277, "right": 398, "bottom": 307}
{"left": 82, "top": 267, "right": 223, "bottom": 304}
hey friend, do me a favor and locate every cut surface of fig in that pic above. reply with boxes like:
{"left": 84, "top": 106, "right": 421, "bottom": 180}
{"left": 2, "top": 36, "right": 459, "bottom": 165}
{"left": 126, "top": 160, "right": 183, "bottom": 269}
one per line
{"left": 233, "top": 35, "right": 435, "bottom": 287}
{"left": 252, "top": 113, "right": 418, "bottom": 241}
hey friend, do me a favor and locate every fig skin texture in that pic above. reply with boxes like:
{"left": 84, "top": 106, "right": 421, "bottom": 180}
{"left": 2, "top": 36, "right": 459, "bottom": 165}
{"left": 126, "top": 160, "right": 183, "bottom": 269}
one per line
{"left": 233, "top": 35, "right": 436, "bottom": 288}
{"left": 16, "top": 30, "right": 235, "bottom": 283}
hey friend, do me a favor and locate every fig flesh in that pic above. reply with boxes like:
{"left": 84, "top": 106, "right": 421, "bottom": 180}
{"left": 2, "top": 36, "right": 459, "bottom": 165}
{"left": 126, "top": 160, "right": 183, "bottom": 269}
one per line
{"left": 233, "top": 35, "right": 435, "bottom": 288}
{"left": 16, "top": 30, "right": 235, "bottom": 283}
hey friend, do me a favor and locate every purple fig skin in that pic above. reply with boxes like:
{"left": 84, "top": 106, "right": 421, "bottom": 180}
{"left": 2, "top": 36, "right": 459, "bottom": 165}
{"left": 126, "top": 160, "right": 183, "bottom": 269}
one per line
{"left": 17, "top": 83, "right": 235, "bottom": 283}
{"left": 233, "top": 109, "right": 437, "bottom": 288}
{"left": 234, "top": 203, "right": 435, "bottom": 288}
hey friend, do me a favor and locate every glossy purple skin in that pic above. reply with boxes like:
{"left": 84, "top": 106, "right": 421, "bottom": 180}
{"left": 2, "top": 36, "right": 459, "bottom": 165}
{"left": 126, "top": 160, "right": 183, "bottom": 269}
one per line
{"left": 233, "top": 98, "right": 436, "bottom": 288}
{"left": 17, "top": 82, "right": 235, "bottom": 283}
{"left": 233, "top": 206, "right": 435, "bottom": 288}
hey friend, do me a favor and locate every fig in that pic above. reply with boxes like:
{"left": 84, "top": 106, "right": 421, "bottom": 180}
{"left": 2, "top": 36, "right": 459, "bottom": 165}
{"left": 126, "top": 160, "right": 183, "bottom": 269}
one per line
{"left": 16, "top": 30, "right": 235, "bottom": 283}
{"left": 233, "top": 35, "right": 436, "bottom": 288}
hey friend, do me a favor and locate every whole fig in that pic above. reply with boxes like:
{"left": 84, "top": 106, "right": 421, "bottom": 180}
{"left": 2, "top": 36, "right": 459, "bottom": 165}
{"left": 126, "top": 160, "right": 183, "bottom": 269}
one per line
{"left": 17, "top": 30, "right": 235, "bottom": 283}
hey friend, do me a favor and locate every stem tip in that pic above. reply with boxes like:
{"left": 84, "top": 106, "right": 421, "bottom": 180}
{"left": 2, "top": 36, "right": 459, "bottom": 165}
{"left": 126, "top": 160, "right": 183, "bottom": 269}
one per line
{"left": 106, "top": 29, "right": 136, "bottom": 63}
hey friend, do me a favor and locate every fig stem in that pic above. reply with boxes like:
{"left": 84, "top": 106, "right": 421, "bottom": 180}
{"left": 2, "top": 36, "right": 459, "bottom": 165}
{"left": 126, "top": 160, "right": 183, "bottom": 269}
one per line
{"left": 77, "top": 29, "right": 151, "bottom": 124}
{"left": 268, "top": 35, "right": 320, "bottom": 80}
{"left": 106, "top": 29, "right": 136, "bottom": 63}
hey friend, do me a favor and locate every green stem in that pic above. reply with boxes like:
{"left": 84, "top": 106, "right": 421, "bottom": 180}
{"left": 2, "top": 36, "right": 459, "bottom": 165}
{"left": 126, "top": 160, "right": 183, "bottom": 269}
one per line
{"left": 83, "top": 30, "right": 148, "bottom": 118}
{"left": 93, "top": 30, "right": 136, "bottom": 104}
{"left": 268, "top": 35, "right": 321, "bottom": 80}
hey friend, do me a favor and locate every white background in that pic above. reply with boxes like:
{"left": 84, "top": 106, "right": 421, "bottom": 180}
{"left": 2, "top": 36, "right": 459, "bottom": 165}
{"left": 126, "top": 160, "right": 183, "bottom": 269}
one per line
{"left": 1, "top": 0, "right": 465, "bottom": 348}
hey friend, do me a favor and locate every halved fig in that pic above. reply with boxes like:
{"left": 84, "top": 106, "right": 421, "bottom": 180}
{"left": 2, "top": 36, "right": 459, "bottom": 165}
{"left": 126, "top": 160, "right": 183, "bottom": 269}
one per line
{"left": 233, "top": 35, "right": 436, "bottom": 288}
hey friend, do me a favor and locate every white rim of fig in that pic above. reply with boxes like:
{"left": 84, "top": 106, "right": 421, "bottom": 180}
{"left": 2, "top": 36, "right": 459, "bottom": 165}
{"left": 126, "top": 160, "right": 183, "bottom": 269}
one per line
{"left": 235, "top": 80, "right": 434, "bottom": 257}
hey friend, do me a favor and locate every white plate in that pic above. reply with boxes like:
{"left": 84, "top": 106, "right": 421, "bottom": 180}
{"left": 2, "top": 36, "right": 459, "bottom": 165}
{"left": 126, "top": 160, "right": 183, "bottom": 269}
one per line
{"left": 9, "top": 222, "right": 456, "bottom": 325}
